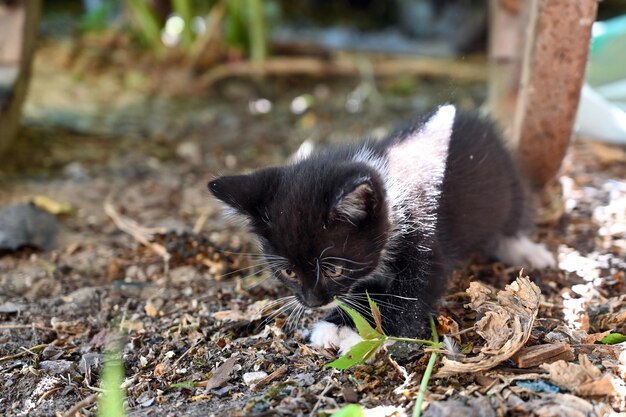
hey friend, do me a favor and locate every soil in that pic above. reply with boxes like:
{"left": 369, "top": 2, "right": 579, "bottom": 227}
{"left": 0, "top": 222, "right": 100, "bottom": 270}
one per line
{"left": 0, "top": 40, "right": 625, "bottom": 417}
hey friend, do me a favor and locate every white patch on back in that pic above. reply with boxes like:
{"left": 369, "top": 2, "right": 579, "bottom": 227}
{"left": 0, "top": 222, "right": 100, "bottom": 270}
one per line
{"left": 386, "top": 105, "right": 455, "bottom": 218}
{"left": 309, "top": 320, "right": 363, "bottom": 354}
{"left": 493, "top": 234, "right": 556, "bottom": 269}
{"left": 290, "top": 139, "right": 315, "bottom": 163}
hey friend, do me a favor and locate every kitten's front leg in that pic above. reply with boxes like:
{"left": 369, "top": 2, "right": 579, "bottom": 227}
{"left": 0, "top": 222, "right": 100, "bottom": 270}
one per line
{"left": 308, "top": 310, "right": 363, "bottom": 354}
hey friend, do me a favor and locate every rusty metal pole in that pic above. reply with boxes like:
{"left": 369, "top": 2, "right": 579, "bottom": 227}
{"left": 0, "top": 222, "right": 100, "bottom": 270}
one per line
{"left": 512, "top": 0, "right": 598, "bottom": 190}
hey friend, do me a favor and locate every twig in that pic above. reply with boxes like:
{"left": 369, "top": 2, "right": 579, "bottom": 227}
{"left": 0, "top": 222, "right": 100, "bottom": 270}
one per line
{"left": 192, "top": 208, "right": 211, "bottom": 234}
{"left": 103, "top": 196, "right": 171, "bottom": 270}
{"left": 199, "top": 56, "right": 487, "bottom": 88}
{"left": 61, "top": 393, "right": 98, "bottom": 417}
{"left": 252, "top": 364, "right": 288, "bottom": 392}
{"left": 0, "top": 343, "right": 48, "bottom": 363}
{"left": 309, "top": 377, "right": 335, "bottom": 417}
{"left": 413, "top": 317, "right": 439, "bottom": 417}
{"left": 37, "top": 386, "right": 62, "bottom": 404}
{"left": 0, "top": 324, "right": 55, "bottom": 331}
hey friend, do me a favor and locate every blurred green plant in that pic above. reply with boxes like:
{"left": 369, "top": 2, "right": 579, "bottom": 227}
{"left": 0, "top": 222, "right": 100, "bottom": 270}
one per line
{"left": 123, "top": 0, "right": 278, "bottom": 60}
{"left": 330, "top": 403, "right": 365, "bottom": 417}
{"left": 127, "top": 0, "right": 163, "bottom": 51}
{"left": 97, "top": 347, "right": 126, "bottom": 417}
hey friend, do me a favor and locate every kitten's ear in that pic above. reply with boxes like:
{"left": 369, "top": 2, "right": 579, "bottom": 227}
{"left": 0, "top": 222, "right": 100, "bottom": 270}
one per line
{"left": 388, "top": 105, "right": 456, "bottom": 193}
{"left": 208, "top": 168, "right": 279, "bottom": 218}
{"left": 331, "top": 178, "right": 378, "bottom": 224}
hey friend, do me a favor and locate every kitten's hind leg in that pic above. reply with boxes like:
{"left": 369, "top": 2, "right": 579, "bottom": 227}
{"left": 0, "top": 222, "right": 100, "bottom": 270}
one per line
{"left": 492, "top": 234, "right": 556, "bottom": 269}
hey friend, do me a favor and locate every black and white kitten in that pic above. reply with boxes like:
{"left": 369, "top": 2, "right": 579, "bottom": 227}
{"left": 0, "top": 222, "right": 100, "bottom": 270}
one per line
{"left": 208, "top": 105, "right": 555, "bottom": 353}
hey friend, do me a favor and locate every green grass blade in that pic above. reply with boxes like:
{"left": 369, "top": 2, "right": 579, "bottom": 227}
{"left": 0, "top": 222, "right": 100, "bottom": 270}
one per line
{"left": 413, "top": 316, "right": 439, "bottom": 417}
{"left": 97, "top": 349, "right": 126, "bottom": 417}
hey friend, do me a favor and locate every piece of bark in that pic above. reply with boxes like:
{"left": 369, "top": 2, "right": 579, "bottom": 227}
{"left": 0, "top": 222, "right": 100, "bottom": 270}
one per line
{"left": 513, "top": 343, "right": 574, "bottom": 368}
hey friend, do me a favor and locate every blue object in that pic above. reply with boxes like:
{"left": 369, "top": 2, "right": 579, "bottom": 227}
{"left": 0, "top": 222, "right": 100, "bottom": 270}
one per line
{"left": 515, "top": 380, "right": 560, "bottom": 394}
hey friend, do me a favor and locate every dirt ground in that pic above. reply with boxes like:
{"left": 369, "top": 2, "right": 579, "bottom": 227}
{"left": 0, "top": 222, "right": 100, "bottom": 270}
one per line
{"left": 1, "top": 41, "right": 625, "bottom": 417}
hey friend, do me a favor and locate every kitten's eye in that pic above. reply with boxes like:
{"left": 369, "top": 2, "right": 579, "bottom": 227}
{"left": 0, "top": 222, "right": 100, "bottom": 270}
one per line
{"left": 280, "top": 269, "right": 297, "bottom": 280}
{"left": 324, "top": 265, "right": 343, "bottom": 278}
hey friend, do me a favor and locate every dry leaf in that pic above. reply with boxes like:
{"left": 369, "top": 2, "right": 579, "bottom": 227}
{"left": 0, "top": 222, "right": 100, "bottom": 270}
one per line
{"left": 120, "top": 320, "right": 144, "bottom": 332}
{"left": 436, "top": 274, "right": 540, "bottom": 377}
{"left": 540, "top": 354, "right": 601, "bottom": 391}
{"left": 212, "top": 309, "right": 248, "bottom": 322}
{"left": 145, "top": 301, "right": 158, "bottom": 317}
{"left": 437, "top": 315, "right": 459, "bottom": 335}
{"left": 576, "top": 374, "right": 617, "bottom": 397}
{"left": 153, "top": 363, "right": 167, "bottom": 377}
{"left": 582, "top": 330, "right": 612, "bottom": 344}
{"left": 205, "top": 357, "right": 237, "bottom": 390}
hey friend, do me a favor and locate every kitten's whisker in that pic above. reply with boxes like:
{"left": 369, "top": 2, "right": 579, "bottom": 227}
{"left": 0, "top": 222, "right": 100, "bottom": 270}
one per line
{"left": 339, "top": 297, "right": 376, "bottom": 319}
{"left": 322, "top": 256, "right": 371, "bottom": 266}
{"left": 346, "top": 294, "right": 407, "bottom": 312}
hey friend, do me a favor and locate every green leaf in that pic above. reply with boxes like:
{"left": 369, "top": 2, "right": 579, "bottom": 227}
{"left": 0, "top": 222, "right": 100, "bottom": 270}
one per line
{"left": 330, "top": 404, "right": 365, "bottom": 417}
{"left": 169, "top": 380, "right": 197, "bottom": 390}
{"left": 336, "top": 301, "right": 381, "bottom": 340}
{"left": 324, "top": 340, "right": 384, "bottom": 370}
{"left": 366, "top": 292, "right": 385, "bottom": 335}
{"left": 597, "top": 333, "right": 626, "bottom": 345}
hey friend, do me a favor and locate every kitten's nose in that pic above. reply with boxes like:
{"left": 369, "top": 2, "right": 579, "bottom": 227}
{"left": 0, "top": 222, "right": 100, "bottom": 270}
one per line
{"left": 302, "top": 292, "right": 329, "bottom": 308}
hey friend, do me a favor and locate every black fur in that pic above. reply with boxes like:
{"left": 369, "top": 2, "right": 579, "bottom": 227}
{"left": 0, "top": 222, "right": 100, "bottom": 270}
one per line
{"left": 208, "top": 106, "right": 526, "bottom": 338}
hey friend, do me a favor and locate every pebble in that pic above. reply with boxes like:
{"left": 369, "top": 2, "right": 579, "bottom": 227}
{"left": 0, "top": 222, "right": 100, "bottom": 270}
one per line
{"left": 243, "top": 371, "right": 268, "bottom": 386}
{"left": 79, "top": 352, "right": 103, "bottom": 375}
{"left": 39, "top": 360, "right": 76, "bottom": 375}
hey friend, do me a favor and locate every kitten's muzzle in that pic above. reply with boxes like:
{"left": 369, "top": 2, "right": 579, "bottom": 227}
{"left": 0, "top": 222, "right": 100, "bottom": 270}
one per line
{"left": 300, "top": 292, "right": 331, "bottom": 308}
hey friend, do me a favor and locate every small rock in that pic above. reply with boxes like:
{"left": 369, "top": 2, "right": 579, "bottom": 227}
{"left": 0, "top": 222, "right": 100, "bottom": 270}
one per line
{"left": 0, "top": 203, "right": 58, "bottom": 251}
{"left": 39, "top": 360, "right": 76, "bottom": 375}
{"left": 342, "top": 386, "right": 358, "bottom": 403}
{"left": 176, "top": 141, "right": 202, "bottom": 165}
{"left": 243, "top": 371, "right": 268, "bottom": 387}
{"left": 79, "top": 353, "right": 103, "bottom": 375}
{"left": 0, "top": 302, "right": 20, "bottom": 314}
{"left": 213, "top": 385, "right": 234, "bottom": 398}
{"left": 42, "top": 345, "right": 64, "bottom": 360}
{"left": 292, "top": 373, "right": 315, "bottom": 387}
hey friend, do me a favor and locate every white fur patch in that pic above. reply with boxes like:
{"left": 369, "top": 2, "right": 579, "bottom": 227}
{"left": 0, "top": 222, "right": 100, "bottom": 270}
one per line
{"left": 309, "top": 320, "right": 363, "bottom": 354}
{"left": 493, "top": 235, "right": 556, "bottom": 269}
{"left": 290, "top": 139, "right": 315, "bottom": 163}
{"left": 387, "top": 106, "right": 455, "bottom": 209}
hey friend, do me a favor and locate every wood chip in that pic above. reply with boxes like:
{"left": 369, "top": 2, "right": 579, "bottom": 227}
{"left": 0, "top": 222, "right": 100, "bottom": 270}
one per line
{"left": 513, "top": 343, "right": 574, "bottom": 368}
{"left": 252, "top": 365, "right": 288, "bottom": 392}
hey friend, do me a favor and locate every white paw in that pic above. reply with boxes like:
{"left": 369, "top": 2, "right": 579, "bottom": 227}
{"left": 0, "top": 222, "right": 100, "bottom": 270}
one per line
{"left": 309, "top": 321, "right": 363, "bottom": 354}
{"left": 493, "top": 235, "right": 556, "bottom": 269}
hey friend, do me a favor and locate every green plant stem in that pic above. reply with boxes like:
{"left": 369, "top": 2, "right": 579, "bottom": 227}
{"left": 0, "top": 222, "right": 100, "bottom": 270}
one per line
{"left": 247, "top": 0, "right": 266, "bottom": 61}
{"left": 172, "top": 0, "right": 194, "bottom": 50}
{"left": 413, "top": 317, "right": 439, "bottom": 417}
{"left": 128, "top": 0, "right": 163, "bottom": 51}
{"left": 387, "top": 336, "right": 439, "bottom": 347}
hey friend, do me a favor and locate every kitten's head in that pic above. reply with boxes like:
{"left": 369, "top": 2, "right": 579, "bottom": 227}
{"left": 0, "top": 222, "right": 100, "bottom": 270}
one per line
{"left": 208, "top": 159, "right": 391, "bottom": 308}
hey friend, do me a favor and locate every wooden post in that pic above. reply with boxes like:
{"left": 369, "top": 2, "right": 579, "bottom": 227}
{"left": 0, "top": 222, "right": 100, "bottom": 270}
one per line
{"left": 488, "top": 0, "right": 598, "bottom": 189}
